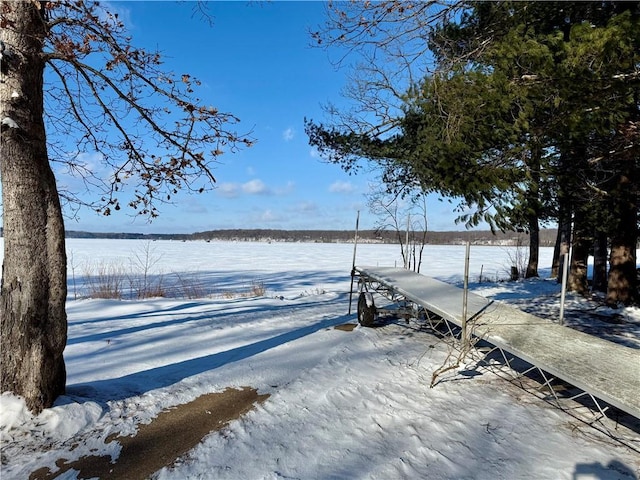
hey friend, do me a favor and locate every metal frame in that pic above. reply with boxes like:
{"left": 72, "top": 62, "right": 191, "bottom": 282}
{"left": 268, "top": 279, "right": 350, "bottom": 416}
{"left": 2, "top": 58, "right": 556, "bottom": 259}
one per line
{"left": 355, "top": 270, "right": 462, "bottom": 338}
{"left": 465, "top": 342, "right": 640, "bottom": 453}
{"left": 352, "top": 268, "right": 640, "bottom": 454}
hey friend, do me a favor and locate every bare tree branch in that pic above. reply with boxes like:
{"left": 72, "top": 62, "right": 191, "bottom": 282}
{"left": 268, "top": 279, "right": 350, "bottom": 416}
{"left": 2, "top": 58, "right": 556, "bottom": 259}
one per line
{"left": 25, "top": 0, "right": 255, "bottom": 218}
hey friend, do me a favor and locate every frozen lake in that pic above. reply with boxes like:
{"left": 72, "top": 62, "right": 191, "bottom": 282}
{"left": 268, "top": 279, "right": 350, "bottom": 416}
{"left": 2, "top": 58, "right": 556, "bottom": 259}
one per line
{"left": 57, "top": 238, "right": 556, "bottom": 297}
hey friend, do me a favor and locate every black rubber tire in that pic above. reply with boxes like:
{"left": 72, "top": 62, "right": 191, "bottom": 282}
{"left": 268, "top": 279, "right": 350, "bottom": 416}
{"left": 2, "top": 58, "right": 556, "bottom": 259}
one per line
{"left": 357, "top": 292, "right": 376, "bottom": 327}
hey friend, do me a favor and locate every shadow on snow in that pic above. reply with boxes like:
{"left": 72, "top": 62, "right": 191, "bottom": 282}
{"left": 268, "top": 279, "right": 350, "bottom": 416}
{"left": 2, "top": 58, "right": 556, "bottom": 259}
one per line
{"left": 66, "top": 296, "right": 337, "bottom": 347}
{"left": 65, "top": 310, "right": 350, "bottom": 403}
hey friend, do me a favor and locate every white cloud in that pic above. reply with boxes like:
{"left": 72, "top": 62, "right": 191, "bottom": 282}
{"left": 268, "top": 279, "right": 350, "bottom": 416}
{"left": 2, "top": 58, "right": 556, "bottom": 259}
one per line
{"left": 309, "top": 148, "right": 320, "bottom": 158}
{"left": 217, "top": 183, "right": 239, "bottom": 198}
{"left": 242, "top": 179, "right": 270, "bottom": 195}
{"left": 328, "top": 181, "right": 355, "bottom": 194}
{"left": 259, "top": 209, "right": 280, "bottom": 222}
{"left": 282, "top": 127, "right": 295, "bottom": 141}
{"left": 218, "top": 179, "right": 288, "bottom": 197}
{"left": 71, "top": 151, "right": 105, "bottom": 172}
{"left": 98, "top": 2, "right": 133, "bottom": 29}
{"left": 274, "top": 181, "right": 295, "bottom": 195}
{"left": 183, "top": 199, "right": 208, "bottom": 214}
{"left": 54, "top": 151, "right": 108, "bottom": 193}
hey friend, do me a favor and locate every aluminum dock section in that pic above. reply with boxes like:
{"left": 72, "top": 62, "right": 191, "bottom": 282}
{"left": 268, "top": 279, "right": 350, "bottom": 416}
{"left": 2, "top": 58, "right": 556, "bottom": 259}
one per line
{"left": 354, "top": 266, "right": 640, "bottom": 421}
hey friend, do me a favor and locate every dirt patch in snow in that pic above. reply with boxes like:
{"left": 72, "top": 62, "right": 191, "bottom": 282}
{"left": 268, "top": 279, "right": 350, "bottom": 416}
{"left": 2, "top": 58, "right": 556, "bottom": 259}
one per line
{"left": 334, "top": 323, "right": 357, "bottom": 332}
{"left": 29, "top": 386, "right": 269, "bottom": 480}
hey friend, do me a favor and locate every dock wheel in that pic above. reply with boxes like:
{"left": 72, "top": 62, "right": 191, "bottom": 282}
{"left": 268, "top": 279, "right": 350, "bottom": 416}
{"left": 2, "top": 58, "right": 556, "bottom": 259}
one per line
{"left": 357, "top": 292, "right": 376, "bottom": 327}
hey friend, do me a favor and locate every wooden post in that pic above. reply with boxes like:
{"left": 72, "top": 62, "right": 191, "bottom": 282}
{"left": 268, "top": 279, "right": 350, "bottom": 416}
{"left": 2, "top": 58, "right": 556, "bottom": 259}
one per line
{"left": 462, "top": 241, "right": 471, "bottom": 351}
{"left": 348, "top": 211, "right": 360, "bottom": 315}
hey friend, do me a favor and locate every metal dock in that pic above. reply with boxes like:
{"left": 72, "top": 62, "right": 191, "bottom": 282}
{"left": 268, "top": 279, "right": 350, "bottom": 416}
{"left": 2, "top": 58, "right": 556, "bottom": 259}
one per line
{"left": 353, "top": 266, "right": 640, "bottom": 425}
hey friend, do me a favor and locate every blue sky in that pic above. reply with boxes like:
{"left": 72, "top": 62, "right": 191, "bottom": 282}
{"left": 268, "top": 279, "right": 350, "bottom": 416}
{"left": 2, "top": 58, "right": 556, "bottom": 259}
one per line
{"left": 58, "top": 1, "right": 465, "bottom": 234}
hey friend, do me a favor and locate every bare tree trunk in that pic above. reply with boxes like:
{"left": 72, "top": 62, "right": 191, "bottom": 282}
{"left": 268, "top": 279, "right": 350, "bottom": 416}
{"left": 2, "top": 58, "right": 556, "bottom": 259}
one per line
{"left": 607, "top": 236, "right": 637, "bottom": 306}
{"left": 526, "top": 216, "right": 540, "bottom": 278}
{"left": 592, "top": 233, "right": 608, "bottom": 293}
{"left": 0, "top": 2, "right": 67, "bottom": 413}
{"left": 525, "top": 139, "right": 541, "bottom": 278}
{"left": 553, "top": 203, "right": 572, "bottom": 281}
{"left": 605, "top": 111, "right": 639, "bottom": 306}
{"left": 568, "top": 206, "right": 590, "bottom": 296}
{"left": 606, "top": 171, "right": 638, "bottom": 306}
{"left": 552, "top": 148, "right": 572, "bottom": 280}
{"left": 551, "top": 222, "right": 563, "bottom": 278}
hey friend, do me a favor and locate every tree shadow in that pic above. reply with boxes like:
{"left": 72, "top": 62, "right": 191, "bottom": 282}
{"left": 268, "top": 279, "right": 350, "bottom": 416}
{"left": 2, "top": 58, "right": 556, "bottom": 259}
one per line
{"left": 478, "top": 278, "right": 639, "bottom": 350}
{"left": 65, "top": 313, "right": 349, "bottom": 403}
{"left": 66, "top": 295, "right": 336, "bottom": 346}
{"left": 573, "top": 460, "right": 638, "bottom": 479}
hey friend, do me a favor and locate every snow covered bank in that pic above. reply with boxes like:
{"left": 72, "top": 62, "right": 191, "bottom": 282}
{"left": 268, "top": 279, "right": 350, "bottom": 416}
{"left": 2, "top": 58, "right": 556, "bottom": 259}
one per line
{"left": 0, "top": 240, "right": 638, "bottom": 479}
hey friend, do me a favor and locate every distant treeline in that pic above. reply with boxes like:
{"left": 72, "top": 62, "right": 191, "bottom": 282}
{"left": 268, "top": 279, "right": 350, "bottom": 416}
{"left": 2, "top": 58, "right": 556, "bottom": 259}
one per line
{"left": 53, "top": 228, "right": 559, "bottom": 246}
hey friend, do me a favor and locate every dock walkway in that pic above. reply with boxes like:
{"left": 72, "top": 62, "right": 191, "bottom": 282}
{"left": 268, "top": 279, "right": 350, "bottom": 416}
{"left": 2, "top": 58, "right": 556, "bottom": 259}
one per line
{"left": 354, "top": 266, "right": 640, "bottom": 420}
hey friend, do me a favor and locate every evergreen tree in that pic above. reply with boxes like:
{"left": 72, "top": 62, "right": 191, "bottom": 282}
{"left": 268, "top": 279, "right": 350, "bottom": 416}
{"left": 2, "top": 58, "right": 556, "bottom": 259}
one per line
{"left": 308, "top": 1, "right": 639, "bottom": 302}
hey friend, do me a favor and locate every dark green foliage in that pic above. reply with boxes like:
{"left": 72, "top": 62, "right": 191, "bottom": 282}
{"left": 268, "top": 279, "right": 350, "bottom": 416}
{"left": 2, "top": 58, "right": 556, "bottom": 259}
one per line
{"left": 308, "top": 2, "right": 639, "bottom": 301}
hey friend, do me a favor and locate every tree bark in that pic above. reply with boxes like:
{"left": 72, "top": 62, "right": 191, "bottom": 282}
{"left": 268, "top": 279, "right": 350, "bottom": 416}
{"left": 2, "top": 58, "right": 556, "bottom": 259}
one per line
{"left": 526, "top": 215, "right": 540, "bottom": 278}
{"left": 553, "top": 197, "right": 572, "bottom": 281}
{"left": 552, "top": 148, "right": 573, "bottom": 280}
{"left": 606, "top": 169, "right": 638, "bottom": 306}
{"left": 568, "top": 211, "right": 591, "bottom": 296}
{"left": 525, "top": 139, "right": 541, "bottom": 279}
{"left": 607, "top": 235, "right": 637, "bottom": 306}
{"left": 1, "top": 2, "right": 67, "bottom": 413}
{"left": 566, "top": 194, "right": 591, "bottom": 296}
{"left": 592, "top": 233, "right": 608, "bottom": 293}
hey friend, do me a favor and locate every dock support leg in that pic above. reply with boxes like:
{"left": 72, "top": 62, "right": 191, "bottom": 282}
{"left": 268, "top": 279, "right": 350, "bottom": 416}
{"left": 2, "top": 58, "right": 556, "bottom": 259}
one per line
{"left": 461, "top": 241, "right": 471, "bottom": 351}
{"left": 348, "top": 211, "right": 360, "bottom": 315}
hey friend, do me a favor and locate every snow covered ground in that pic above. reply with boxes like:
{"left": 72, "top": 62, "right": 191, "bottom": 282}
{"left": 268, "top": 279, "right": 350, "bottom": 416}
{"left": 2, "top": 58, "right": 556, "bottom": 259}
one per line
{"left": 1, "top": 239, "right": 639, "bottom": 479}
